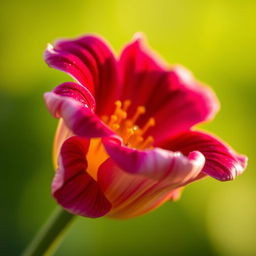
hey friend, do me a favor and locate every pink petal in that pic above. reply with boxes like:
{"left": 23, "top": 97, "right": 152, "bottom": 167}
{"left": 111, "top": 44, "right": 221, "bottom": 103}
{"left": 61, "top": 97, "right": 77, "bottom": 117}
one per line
{"left": 160, "top": 131, "right": 247, "bottom": 181}
{"left": 103, "top": 137, "right": 205, "bottom": 182}
{"left": 52, "top": 136, "right": 111, "bottom": 218}
{"left": 44, "top": 82, "right": 114, "bottom": 138}
{"left": 44, "top": 35, "right": 120, "bottom": 115}
{"left": 119, "top": 36, "right": 219, "bottom": 144}
{"left": 52, "top": 81, "right": 96, "bottom": 110}
{"left": 97, "top": 151, "right": 204, "bottom": 218}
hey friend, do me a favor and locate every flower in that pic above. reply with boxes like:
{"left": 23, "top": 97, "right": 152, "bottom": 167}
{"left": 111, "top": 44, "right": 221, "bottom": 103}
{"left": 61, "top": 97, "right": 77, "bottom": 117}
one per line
{"left": 44, "top": 34, "right": 247, "bottom": 219}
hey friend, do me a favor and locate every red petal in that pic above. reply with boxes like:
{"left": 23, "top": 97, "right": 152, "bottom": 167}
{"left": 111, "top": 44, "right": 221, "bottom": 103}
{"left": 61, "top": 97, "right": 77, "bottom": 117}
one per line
{"left": 148, "top": 66, "right": 219, "bottom": 144}
{"left": 118, "top": 36, "right": 165, "bottom": 116}
{"left": 119, "top": 37, "right": 219, "bottom": 144}
{"left": 160, "top": 131, "right": 247, "bottom": 181}
{"left": 52, "top": 136, "right": 111, "bottom": 218}
{"left": 44, "top": 35, "right": 120, "bottom": 115}
{"left": 44, "top": 82, "right": 114, "bottom": 138}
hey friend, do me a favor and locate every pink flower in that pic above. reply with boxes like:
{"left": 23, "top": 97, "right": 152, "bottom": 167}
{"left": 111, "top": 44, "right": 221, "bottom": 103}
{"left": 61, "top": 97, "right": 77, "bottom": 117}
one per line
{"left": 44, "top": 34, "right": 247, "bottom": 219}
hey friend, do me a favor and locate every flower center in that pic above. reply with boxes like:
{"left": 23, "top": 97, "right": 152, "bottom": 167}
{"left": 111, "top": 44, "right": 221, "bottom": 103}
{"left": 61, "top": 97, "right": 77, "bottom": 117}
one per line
{"left": 86, "top": 101, "right": 155, "bottom": 181}
{"left": 101, "top": 100, "right": 155, "bottom": 149}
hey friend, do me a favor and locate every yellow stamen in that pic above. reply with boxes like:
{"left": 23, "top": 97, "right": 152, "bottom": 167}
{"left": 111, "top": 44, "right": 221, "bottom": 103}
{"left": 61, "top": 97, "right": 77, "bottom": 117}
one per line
{"left": 119, "top": 119, "right": 132, "bottom": 133}
{"left": 131, "top": 106, "right": 146, "bottom": 123}
{"left": 129, "top": 135, "right": 143, "bottom": 147}
{"left": 123, "top": 128, "right": 134, "bottom": 143}
{"left": 114, "top": 100, "right": 122, "bottom": 110}
{"left": 117, "top": 110, "right": 127, "bottom": 123}
{"left": 140, "top": 136, "right": 154, "bottom": 149}
{"left": 140, "top": 118, "right": 155, "bottom": 135}
{"left": 126, "top": 127, "right": 141, "bottom": 145}
{"left": 101, "top": 100, "right": 155, "bottom": 149}
{"left": 108, "top": 115, "right": 118, "bottom": 126}
{"left": 123, "top": 100, "right": 131, "bottom": 111}
{"left": 113, "top": 101, "right": 128, "bottom": 124}
{"left": 113, "top": 101, "right": 122, "bottom": 117}
{"left": 112, "top": 124, "right": 120, "bottom": 130}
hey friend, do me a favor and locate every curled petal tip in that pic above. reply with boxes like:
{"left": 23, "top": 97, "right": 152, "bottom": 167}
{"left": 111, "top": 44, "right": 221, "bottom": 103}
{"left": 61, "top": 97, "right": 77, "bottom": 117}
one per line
{"left": 162, "top": 131, "right": 247, "bottom": 182}
{"left": 44, "top": 43, "right": 56, "bottom": 61}
{"left": 46, "top": 43, "right": 54, "bottom": 51}
{"left": 188, "top": 151, "right": 205, "bottom": 166}
{"left": 229, "top": 154, "right": 248, "bottom": 180}
{"left": 132, "top": 32, "right": 146, "bottom": 42}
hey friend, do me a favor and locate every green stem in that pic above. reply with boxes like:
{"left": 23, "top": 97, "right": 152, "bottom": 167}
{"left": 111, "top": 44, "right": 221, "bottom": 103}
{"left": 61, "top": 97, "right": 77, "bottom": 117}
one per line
{"left": 22, "top": 207, "right": 75, "bottom": 256}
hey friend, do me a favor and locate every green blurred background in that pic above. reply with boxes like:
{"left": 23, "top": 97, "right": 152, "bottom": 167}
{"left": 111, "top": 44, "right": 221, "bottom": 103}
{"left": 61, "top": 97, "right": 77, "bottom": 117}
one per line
{"left": 1, "top": 0, "right": 255, "bottom": 255}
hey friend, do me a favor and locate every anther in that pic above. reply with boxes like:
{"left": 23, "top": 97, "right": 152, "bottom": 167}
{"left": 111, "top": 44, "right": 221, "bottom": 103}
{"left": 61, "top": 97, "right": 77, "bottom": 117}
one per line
{"left": 114, "top": 100, "right": 122, "bottom": 108}
{"left": 131, "top": 106, "right": 146, "bottom": 123}
{"left": 123, "top": 100, "right": 131, "bottom": 111}
{"left": 141, "top": 118, "right": 155, "bottom": 135}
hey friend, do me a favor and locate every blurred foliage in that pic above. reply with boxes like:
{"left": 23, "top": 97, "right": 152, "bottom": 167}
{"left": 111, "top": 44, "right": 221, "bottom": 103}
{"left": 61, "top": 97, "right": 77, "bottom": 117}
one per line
{"left": 0, "top": 0, "right": 255, "bottom": 255}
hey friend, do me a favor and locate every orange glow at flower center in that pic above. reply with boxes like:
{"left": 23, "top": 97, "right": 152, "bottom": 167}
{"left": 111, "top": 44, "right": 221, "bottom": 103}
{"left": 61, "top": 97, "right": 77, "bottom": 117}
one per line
{"left": 102, "top": 100, "right": 155, "bottom": 149}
